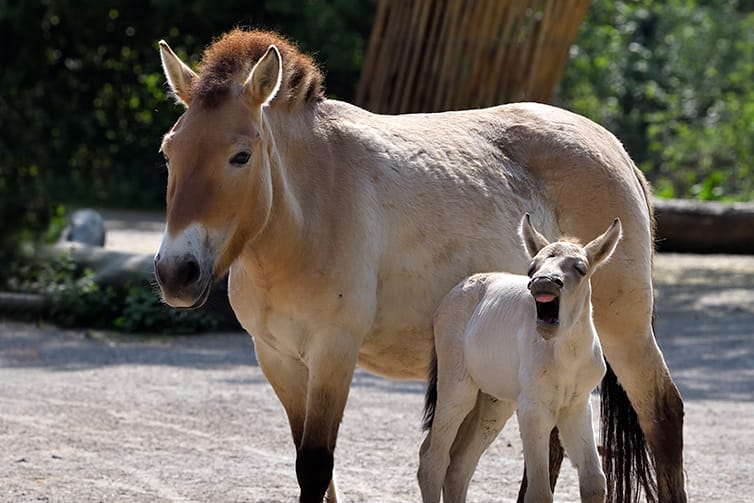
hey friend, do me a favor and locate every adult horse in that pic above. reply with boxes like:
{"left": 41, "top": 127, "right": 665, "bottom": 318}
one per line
{"left": 153, "top": 29, "right": 685, "bottom": 502}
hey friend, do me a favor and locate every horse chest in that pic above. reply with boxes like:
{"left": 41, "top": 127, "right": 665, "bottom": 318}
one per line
{"left": 526, "top": 343, "right": 605, "bottom": 410}
{"left": 227, "top": 262, "right": 315, "bottom": 357}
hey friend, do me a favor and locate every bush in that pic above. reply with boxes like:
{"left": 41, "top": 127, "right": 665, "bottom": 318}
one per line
{"left": 557, "top": 0, "right": 754, "bottom": 201}
{"left": 5, "top": 251, "right": 224, "bottom": 334}
{"left": 0, "top": 0, "right": 376, "bottom": 213}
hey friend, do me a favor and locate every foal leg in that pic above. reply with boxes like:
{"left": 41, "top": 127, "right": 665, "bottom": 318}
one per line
{"left": 517, "top": 402, "right": 557, "bottom": 503}
{"left": 557, "top": 399, "right": 606, "bottom": 503}
{"left": 443, "top": 393, "right": 515, "bottom": 502}
{"left": 516, "top": 428, "right": 564, "bottom": 503}
{"left": 418, "top": 377, "right": 479, "bottom": 503}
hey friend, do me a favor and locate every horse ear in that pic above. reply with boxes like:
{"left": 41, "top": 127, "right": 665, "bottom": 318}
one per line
{"left": 520, "top": 213, "right": 551, "bottom": 258}
{"left": 159, "top": 40, "right": 197, "bottom": 107}
{"left": 585, "top": 218, "right": 622, "bottom": 268}
{"left": 243, "top": 45, "right": 282, "bottom": 108}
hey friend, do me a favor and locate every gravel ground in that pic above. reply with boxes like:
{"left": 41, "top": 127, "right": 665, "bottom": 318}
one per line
{"left": 0, "top": 214, "right": 752, "bottom": 502}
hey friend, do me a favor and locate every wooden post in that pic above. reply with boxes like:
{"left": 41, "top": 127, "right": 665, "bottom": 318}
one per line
{"left": 356, "top": 0, "right": 591, "bottom": 114}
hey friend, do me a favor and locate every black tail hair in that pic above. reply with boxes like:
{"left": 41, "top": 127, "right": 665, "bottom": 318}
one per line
{"left": 422, "top": 348, "right": 438, "bottom": 432}
{"left": 600, "top": 362, "right": 658, "bottom": 503}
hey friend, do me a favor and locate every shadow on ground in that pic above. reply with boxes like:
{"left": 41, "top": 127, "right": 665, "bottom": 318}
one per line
{"left": 654, "top": 255, "right": 754, "bottom": 402}
{"left": 0, "top": 323, "right": 257, "bottom": 371}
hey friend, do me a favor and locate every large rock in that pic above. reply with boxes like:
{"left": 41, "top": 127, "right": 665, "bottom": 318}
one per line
{"left": 63, "top": 209, "right": 106, "bottom": 247}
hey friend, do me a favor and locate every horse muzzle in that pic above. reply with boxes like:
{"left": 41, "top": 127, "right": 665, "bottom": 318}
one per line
{"left": 154, "top": 252, "right": 212, "bottom": 309}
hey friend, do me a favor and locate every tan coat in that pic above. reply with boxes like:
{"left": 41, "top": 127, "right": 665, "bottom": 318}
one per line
{"left": 154, "top": 30, "right": 685, "bottom": 502}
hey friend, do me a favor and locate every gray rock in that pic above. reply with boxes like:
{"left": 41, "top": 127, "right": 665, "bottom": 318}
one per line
{"left": 64, "top": 209, "right": 106, "bottom": 247}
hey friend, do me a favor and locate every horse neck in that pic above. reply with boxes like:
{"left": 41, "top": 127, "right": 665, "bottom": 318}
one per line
{"left": 553, "top": 284, "right": 597, "bottom": 352}
{"left": 240, "top": 105, "right": 328, "bottom": 270}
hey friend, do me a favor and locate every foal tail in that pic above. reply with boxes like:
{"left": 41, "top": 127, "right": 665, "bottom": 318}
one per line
{"left": 422, "top": 348, "right": 438, "bottom": 432}
{"left": 600, "top": 362, "right": 658, "bottom": 503}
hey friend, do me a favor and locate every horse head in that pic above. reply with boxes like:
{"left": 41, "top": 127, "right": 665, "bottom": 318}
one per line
{"left": 153, "top": 30, "right": 323, "bottom": 308}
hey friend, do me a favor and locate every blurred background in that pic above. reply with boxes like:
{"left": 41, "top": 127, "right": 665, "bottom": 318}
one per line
{"left": 1, "top": 0, "right": 753, "bottom": 330}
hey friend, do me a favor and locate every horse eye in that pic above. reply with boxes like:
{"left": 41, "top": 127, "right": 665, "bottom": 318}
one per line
{"left": 230, "top": 151, "right": 251, "bottom": 166}
{"left": 574, "top": 262, "right": 587, "bottom": 276}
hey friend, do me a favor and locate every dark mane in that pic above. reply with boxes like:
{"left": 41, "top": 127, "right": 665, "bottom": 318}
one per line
{"left": 192, "top": 29, "right": 324, "bottom": 108}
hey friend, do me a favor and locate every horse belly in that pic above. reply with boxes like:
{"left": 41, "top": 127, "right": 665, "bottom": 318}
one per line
{"left": 463, "top": 297, "right": 529, "bottom": 400}
{"left": 360, "top": 210, "right": 527, "bottom": 379}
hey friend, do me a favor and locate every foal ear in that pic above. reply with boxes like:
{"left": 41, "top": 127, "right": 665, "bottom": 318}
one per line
{"left": 243, "top": 45, "right": 283, "bottom": 108}
{"left": 520, "top": 214, "right": 551, "bottom": 258}
{"left": 585, "top": 218, "right": 623, "bottom": 269}
{"left": 159, "top": 40, "right": 197, "bottom": 107}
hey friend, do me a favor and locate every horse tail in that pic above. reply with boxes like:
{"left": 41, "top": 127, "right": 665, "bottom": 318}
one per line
{"left": 422, "top": 347, "right": 438, "bottom": 432}
{"left": 598, "top": 159, "right": 660, "bottom": 502}
{"left": 600, "top": 361, "right": 658, "bottom": 503}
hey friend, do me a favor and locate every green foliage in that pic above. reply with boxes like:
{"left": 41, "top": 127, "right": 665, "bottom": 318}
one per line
{"left": 6, "top": 252, "right": 222, "bottom": 334}
{"left": 3, "top": 0, "right": 751, "bottom": 265}
{"left": 6, "top": 252, "right": 117, "bottom": 328}
{"left": 557, "top": 0, "right": 754, "bottom": 201}
{"left": 0, "top": 0, "right": 376, "bottom": 214}
{"left": 114, "top": 285, "right": 221, "bottom": 334}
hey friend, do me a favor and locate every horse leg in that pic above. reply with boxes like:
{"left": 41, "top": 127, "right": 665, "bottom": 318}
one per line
{"left": 516, "top": 428, "right": 564, "bottom": 503}
{"left": 443, "top": 393, "right": 515, "bottom": 502}
{"left": 557, "top": 398, "right": 606, "bottom": 503}
{"left": 295, "top": 330, "right": 361, "bottom": 503}
{"left": 593, "top": 269, "right": 686, "bottom": 502}
{"left": 418, "top": 377, "right": 479, "bottom": 503}
{"left": 601, "top": 333, "right": 685, "bottom": 502}
{"left": 517, "top": 403, "right": 557, "bottom": 503}
{"left": 254, "top": 334, "right": 348, "bottom": 503}
{"left": 254, "top": 337, "right": 308, "bottom": 444}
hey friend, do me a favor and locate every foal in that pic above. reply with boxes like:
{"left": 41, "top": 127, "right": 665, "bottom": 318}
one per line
{"left": 418, "top": 214, "right": 622, "bottom": 503}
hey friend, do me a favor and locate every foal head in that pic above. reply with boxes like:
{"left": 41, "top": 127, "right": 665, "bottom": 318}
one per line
{"left": 153, "top": 30, "right": 323, "bottom": 308}
{"left": 519, "top": 214, "right": 622, "bottom": 338}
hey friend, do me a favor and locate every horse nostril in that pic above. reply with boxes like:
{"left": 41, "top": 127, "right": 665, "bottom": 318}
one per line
{"left": 529, "top": 275, "right": 564, "bottom": 291}
{"left": 154, "top": 255, "right": 201, "bottom": 291}
{"left": 176, "top": 257, "right": 201, "bottom": 287}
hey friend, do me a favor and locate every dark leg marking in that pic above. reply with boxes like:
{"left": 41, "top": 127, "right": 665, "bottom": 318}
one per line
{"left": 296, "top": 446, "right": 333, "bottom": 503}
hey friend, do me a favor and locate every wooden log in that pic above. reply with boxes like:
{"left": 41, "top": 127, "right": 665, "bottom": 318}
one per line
{"left": 653, "top": 198, "right": 754, "bottom": 254}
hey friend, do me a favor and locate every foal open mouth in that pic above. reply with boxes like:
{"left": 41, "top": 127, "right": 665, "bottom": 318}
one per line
{"left": 533, "top": 292, "right": 560, "bottom": 326}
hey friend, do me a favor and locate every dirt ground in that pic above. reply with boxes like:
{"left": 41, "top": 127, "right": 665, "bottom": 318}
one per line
{"left": 1, "top": 234, "right": 753, "bottom": 501}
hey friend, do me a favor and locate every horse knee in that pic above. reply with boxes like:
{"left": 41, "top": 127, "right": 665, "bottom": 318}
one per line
{"left": 579, "top": 473, "right": 607, "bottom": 503}
{"left": 296, "top": 446, "right": 334, "bottom": 503}
{"left": 646, "top": 381, "right": 684, "bottom": 456}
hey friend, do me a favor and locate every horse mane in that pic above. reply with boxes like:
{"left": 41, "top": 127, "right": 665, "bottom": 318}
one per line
{"left": 191, "top": 28, "right": 324, "bottom": 109}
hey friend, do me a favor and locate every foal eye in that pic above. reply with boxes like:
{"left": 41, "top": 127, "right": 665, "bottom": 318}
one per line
{"left": 527, "top": 263, "right": 536, "bottom": 277}
{"left": 230, "top": 151, "right": 251, "bottom": 166}
{"left": 574, "top": 262, "right": 587, "bottom": 275}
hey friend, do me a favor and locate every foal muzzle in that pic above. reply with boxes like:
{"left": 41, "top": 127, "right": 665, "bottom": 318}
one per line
{"left": 528, "top": 275, "right": 562, "bottom": 329}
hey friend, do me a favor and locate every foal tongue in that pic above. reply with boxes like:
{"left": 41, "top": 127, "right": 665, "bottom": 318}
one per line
{"left": 534, "top": 293, "right": 557, "bottom": 303}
